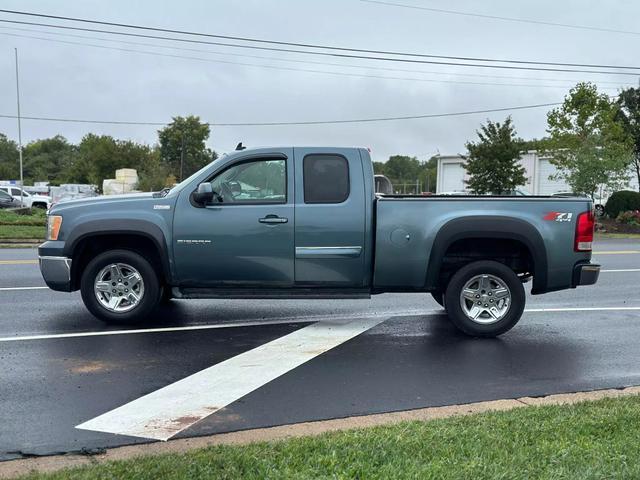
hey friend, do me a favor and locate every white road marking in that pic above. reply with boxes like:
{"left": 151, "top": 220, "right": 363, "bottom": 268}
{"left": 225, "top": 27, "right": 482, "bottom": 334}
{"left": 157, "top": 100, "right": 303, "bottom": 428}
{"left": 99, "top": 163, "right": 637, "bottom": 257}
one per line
{"left": 0, "top": 259, "right": 38, "bottom": 265}
{"left": 0, "top": 286, "right": 48, "bottom": 291}
{"left": 0, "top": 319, "right": 306, "bottom": 343}
{"left": 0, "top": 309, "right": 435, "bottom": 343}
{"left": 593, "top": 250, "right": 640, "bottom": 255}
{"left": 76, "top": 317, "right": 386, "bottom": 441}
{"left": 2, "top": 301, "right": 640, "bottom": 344}
{"left": 600, "top": 268, "right": 640, "bottom": 273}
{"left": 525, "top": 306, "right": 640, "bottom": 313}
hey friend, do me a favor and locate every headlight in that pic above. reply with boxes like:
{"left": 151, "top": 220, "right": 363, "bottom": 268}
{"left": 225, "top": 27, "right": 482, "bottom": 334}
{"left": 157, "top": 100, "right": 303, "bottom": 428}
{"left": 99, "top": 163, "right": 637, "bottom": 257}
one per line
{"left": 47, "top": 215, "right": 63, "bottom": 241}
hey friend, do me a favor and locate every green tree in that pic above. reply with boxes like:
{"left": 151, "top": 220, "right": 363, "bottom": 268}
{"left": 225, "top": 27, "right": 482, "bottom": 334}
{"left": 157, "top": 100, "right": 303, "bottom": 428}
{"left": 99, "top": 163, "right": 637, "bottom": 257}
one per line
{"left": 372, "top": 161, "right": 386, "bottom": 175}
{"left": 383, "top": 155, "right": 421, "bottom": 182}
{"left": 0, "top": 133, "right": 19, "bottom": 180}
{"left": 545, "top": 82, "right": 633, "bottom": 198}
{"left": 158, "top": 116, "right": 217, "bottom": 181}
{"left": 23, "top": 135, "right": 74, "bottom": 184}
{"left": 418, "top": 156, "right": 438, "bottom": 193}
{"left": 65, "top": 134, "right": 119, "bottom": 185}
{"left": 373, "top": 155, "right": 437, "bottom": 193}
{"left": 136, "top": 148, "right": 172, "bottom": 191}
{"left": 66, "top": 134, "right": 160, "bottom": 191}
{"left": 464, "top": 116, "right": 526, "bottom": 194}
{"left": 616, "top": 87, "right": 640, "bottom": 192}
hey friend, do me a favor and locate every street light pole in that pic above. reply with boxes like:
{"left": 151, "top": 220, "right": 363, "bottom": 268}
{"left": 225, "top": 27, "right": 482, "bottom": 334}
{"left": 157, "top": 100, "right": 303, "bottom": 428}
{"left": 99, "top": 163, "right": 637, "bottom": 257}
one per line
{"left": 14, "top": 48, "right": 24, "bottom": 207}
{"left": 180, "top": 131, "right": 185, "bottom": 182}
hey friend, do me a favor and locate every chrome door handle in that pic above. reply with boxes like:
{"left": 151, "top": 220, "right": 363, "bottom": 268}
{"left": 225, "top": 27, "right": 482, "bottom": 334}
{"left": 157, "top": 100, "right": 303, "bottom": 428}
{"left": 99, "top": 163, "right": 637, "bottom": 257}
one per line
{"left": 259, "top": 215, "right": 288, "bottom": 224}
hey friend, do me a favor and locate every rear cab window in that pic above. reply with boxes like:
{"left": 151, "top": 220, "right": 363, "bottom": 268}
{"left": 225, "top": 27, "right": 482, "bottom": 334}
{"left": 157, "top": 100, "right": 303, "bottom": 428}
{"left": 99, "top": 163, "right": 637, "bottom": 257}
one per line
{"left": 303, "top": 154, "right": 350, "bottom": 203}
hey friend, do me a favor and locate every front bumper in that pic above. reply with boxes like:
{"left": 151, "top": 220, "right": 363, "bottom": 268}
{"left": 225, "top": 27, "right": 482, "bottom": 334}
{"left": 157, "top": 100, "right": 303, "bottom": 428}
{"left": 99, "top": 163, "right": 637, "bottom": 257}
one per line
{"left": 572, "top": 262, "right": 600, "bottom": 287}
{"left": 39, "top": 255, "right": 73, "bottom": 292}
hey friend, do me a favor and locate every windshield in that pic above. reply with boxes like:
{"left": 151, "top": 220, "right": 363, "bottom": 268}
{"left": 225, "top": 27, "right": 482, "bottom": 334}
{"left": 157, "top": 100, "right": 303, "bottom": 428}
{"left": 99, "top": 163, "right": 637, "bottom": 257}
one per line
{"left": 164, "top": 156, "right": 226, "bottom": 196}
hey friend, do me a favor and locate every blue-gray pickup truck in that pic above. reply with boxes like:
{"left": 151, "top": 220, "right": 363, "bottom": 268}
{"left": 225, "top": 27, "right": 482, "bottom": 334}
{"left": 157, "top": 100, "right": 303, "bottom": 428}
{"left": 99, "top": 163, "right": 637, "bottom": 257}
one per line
{"left": 39, "top": 146, "right": 600, "bottom": 337}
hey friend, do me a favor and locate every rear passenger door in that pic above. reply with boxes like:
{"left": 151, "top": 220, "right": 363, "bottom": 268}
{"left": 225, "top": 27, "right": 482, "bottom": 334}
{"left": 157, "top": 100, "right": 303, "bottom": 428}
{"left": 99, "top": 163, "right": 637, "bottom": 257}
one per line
{"left": 293, "top": 148, "right": 366, "bottom": 287}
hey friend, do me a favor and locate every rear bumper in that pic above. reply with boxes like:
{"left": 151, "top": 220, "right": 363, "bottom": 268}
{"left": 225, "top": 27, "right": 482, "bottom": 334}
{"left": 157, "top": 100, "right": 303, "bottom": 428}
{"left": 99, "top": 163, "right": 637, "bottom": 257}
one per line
{"left": 39, "top": 255, "right": 73, "bottom": 292}
{"left": 572, "top": 262, "right": 600, "bottom": 287}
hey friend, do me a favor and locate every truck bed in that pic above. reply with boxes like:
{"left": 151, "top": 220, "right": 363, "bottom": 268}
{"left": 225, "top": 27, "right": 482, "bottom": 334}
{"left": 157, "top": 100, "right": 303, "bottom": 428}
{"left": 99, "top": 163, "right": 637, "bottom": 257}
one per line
{"left": 372, "top": 195, "right": 593, "bottom": 294}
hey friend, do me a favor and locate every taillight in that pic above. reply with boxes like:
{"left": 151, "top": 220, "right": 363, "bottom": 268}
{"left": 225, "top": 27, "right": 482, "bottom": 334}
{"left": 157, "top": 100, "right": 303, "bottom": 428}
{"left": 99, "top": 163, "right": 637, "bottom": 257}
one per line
{"left": 575, "top": 210, "right": 594, "bottom": 252}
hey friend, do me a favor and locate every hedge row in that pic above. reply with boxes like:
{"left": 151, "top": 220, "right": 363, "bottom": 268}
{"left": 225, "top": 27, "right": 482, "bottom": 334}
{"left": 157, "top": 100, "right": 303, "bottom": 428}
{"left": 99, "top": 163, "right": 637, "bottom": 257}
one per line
{"left": 605, "top": 190, "right": 640, "bottom": 218}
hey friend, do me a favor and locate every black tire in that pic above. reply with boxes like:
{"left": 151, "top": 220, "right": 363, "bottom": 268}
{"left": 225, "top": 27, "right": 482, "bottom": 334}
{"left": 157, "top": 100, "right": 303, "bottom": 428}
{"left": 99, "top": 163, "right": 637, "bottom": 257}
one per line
{"left": 444, "top": 260, "right": 525, "bottom": 337}
{"left": 160, "top": 285, "right": 173, "bottom": 304}
{"left": 80, "top": 249, "right": 161, "bottom": 324}
{"left": 430, "top": 291, "right": 445, "bottom": 309}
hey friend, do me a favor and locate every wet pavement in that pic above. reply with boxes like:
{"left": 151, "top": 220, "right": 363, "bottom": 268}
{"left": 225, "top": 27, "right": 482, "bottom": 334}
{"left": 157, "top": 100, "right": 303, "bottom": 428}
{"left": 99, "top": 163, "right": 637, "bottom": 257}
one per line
{"left": 1, "top": 238, "right": 639, "bottom": 460}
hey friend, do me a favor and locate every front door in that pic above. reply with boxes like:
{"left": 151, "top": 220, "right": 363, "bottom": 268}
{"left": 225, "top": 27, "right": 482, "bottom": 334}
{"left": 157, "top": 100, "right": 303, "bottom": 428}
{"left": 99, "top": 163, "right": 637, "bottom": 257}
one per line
{"left": 173, "top": 152, "right": 294, "bottom": 287}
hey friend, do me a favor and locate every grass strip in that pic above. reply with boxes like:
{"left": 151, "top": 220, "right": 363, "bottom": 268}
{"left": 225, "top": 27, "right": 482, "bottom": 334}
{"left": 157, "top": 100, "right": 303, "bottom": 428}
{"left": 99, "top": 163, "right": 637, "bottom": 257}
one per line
{"left": 0, "top": 209, "right": 46, "bottom": 226}
{"left": 0, "top": 225, "right": 45, "bottom": 239}
{"left": 18, "top": 395, "right": 640, "bottom": 480}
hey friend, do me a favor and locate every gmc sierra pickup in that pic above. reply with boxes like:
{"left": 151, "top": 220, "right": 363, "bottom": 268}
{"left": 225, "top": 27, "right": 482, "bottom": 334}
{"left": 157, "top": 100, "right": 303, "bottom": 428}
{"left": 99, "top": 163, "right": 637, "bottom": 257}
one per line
{"left": 39, "top": 146, "right": 600, "bottom": 337}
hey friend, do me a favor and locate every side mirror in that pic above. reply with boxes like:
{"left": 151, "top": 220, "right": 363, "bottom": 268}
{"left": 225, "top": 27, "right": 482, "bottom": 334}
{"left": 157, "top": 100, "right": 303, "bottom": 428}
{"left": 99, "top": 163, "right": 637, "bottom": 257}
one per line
{"left": 192, "top": 183, "right": 215, "bottom": 205}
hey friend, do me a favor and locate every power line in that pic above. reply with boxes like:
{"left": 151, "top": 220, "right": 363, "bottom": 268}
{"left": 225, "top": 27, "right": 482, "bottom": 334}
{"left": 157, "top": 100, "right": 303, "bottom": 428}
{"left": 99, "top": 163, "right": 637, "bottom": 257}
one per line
{"left": 2, "top": 31, "right": 628, "bottom": 91}
{"left": 1, "top": 24, "right": 634, "bottom": 86}
{"left": 1, "top": 11, "right": 640, "bottom": 73}
{"left": 360, "top": 0, "right": 640, "bottom": 37}
{"left": 0, "top": 102, "right": 561, "bottom": 127}
{"left": 1, "top": 19, "right": 638, "bottom": 78}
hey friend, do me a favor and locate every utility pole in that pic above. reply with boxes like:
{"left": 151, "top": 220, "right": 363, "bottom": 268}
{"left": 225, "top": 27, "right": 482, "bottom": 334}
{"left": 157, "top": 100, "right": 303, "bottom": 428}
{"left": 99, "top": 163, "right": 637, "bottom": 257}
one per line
{"left": 14, "top": 48, "right": 24, "bottom": 207}
{"left": 180, "top": 131, "right": 185, "bottom": 182}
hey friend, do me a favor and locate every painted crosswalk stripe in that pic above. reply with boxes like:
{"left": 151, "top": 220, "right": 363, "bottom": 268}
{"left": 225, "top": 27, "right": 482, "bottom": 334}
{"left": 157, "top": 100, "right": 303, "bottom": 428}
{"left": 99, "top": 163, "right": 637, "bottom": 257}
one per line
{"left": 75, "top": 317, "right": 386, "bottom": 441}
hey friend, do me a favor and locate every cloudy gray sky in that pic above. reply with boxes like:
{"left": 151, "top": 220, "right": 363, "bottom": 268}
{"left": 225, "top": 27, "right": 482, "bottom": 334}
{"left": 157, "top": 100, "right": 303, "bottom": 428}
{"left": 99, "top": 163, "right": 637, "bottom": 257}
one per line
{"left": 0, "top": 0, "right": 638, "bottom": 162}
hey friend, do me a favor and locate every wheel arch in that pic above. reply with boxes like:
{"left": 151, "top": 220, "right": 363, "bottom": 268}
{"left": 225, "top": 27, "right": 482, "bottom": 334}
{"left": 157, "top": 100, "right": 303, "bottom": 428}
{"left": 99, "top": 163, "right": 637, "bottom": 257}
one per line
{"left": 64, "top": 220, "right": 172, "bottom": 290}
{"left": 426, "top": 216, "right": 548, "bottom": 294}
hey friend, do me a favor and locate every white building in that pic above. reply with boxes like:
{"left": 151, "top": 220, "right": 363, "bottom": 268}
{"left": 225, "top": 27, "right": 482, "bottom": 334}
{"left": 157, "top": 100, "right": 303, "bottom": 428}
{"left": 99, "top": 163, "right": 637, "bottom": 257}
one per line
{"left": 436, "top": 151, "right": 639, "bottom": 195}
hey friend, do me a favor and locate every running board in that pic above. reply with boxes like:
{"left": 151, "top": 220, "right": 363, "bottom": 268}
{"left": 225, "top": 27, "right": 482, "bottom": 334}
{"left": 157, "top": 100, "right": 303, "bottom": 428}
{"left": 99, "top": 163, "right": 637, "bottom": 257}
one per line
{"left": 174, "top": 287, "right": 371, "bottom": 300}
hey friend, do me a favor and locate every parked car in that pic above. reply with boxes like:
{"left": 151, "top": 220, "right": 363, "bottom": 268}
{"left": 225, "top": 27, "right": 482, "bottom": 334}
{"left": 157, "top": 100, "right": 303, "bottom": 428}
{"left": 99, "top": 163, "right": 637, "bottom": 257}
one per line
{"left": 0, "top": 186, "right": 51, "bottom": 209}
{"left": 39, "top": 146, "right": 599, "bottom": 337}
{"left": 0, "top": 189, "right": 17, "bottom": 208}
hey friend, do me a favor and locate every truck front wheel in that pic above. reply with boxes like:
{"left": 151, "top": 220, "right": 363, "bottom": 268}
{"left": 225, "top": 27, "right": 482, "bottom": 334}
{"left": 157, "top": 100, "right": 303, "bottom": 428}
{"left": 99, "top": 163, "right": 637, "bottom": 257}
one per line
{"left": 80, "top": 249, "right": 161, "bottom": 324}
{"left": 444, "top": 260, "right": 525, "bottom": 337}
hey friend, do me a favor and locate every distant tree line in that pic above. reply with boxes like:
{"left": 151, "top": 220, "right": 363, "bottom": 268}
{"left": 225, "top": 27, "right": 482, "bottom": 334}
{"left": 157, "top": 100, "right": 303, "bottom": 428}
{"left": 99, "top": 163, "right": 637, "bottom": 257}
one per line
{"left": 463, "top": 84, "right": 640, "bottom": 196}
{"left": 0, "top": 115, "right": 216, "bottom": 192}
{"left": 372, "top": 155, "right": 438, "bottom": 193}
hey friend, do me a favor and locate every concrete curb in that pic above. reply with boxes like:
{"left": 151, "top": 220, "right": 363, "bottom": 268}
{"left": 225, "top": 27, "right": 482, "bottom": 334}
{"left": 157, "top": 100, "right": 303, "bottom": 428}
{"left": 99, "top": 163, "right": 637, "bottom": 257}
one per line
{"left": 1, "top": 385, "right": 639, "bottom": 478}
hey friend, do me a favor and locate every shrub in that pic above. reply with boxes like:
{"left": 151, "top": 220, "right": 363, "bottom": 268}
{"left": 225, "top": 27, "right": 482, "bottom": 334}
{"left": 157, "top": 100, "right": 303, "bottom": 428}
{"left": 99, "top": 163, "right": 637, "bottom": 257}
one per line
{"left": 605, "top": 190, "right": 640, "bottom": 218}
{"left": 616, "top": 210, "right": 640, "bottom": 226}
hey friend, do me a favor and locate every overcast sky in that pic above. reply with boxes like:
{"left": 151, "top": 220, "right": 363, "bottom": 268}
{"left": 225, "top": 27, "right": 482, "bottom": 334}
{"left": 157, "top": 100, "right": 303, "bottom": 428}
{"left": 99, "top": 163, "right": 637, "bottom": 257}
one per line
{"left": 0, "top": 0, "right": 638, "bottom": 162}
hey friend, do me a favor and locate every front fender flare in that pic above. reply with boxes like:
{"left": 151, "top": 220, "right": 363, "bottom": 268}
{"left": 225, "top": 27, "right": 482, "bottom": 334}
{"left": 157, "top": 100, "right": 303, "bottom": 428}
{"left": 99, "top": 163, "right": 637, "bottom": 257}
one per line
{"left": 63, "top": 219, "right": 173, "bottom": 284}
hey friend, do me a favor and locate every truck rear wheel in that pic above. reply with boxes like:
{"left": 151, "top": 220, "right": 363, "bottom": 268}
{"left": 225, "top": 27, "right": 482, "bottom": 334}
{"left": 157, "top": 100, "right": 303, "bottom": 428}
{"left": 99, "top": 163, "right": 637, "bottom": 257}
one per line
{"left": 80, "top": 249, "right": 161, "bottom": 324}
{"left": 444, "top": 260, "right": 525, "bottom": 337}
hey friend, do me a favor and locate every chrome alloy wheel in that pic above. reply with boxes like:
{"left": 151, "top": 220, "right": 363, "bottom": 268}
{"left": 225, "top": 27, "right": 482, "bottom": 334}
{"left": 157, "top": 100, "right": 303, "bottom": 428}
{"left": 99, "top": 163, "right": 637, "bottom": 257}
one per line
{"left": 94, "top": 263, "right": 145, "bottom": 313}
{"left": 459, "top": 274, "right": 511, "bottom": 324}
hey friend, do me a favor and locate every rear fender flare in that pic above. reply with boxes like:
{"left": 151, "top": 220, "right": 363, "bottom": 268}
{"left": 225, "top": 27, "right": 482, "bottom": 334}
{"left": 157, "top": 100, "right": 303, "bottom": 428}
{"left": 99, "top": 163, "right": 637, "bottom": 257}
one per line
{"left": 426, "top": 216, "right": 548, "bottom": 294}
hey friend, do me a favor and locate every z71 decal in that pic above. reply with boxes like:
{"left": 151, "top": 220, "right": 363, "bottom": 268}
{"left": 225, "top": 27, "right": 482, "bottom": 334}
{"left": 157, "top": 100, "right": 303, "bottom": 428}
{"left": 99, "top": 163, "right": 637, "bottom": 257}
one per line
{"left": 543, "top": 212, "right": 573, "bottom": 222}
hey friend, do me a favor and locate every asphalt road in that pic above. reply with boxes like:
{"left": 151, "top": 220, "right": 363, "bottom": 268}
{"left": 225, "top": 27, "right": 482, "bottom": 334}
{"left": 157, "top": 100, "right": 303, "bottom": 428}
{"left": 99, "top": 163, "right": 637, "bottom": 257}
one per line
{"left": 1, "top": 238, "right": 639, "bottom": 460}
